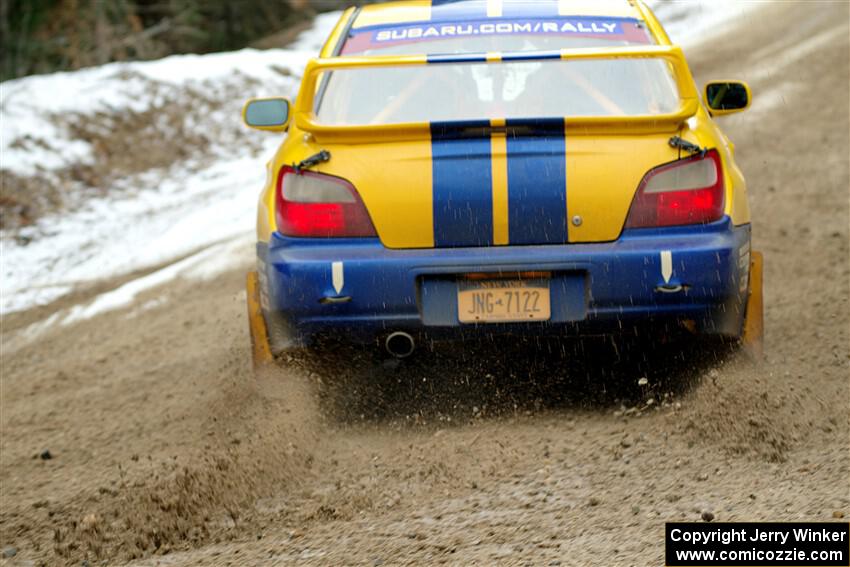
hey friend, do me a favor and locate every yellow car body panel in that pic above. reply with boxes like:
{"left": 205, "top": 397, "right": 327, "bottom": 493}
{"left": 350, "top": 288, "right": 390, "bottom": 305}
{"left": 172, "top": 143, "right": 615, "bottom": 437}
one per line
{"left": 566, "top": 134, "right": 679, "bottom": 242}
{"left": 311, "top": 139, "right": 436, "bottom": 248}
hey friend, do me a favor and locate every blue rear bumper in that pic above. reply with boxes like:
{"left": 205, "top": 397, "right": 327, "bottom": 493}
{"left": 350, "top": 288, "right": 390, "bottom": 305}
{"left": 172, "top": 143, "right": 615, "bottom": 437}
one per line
{"left": 257, "top": 218, "right": 751, "bottom": 347}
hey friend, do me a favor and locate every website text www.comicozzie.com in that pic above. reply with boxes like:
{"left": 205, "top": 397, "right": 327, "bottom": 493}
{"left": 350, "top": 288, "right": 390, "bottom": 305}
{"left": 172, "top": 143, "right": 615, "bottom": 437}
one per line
{"left": 673, "top": 548, "right": 844, "bottom": 564}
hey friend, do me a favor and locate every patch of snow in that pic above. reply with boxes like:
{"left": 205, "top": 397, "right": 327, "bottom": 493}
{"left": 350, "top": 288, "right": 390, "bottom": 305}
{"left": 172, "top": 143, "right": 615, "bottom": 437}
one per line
{"left": 63, "top": 235, "right": 251, "bottom": 324}
{"left": 1, "top": 144, "right": 274, "bottom": 314}
{"left": 3, "top": 235, "right": 251, "bottom": 354}
{"left": 0, "top": 49, "right": 311, "bottom": 178}
{"left": 747, "top": 23, "right": 846, "bottom": 83}
{"left": 748, "top": 82, "right": 801, "bottom": 116}
{"left": 127, "top": 297, "right": 169, "bottom": 319}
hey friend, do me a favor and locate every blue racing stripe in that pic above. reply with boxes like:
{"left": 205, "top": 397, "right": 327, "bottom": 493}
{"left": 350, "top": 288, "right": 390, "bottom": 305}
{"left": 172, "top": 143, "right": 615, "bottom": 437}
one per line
{"left": 431, "top": 121, "right": 493, "bottom": 247}
{"left": 501, "top": 50, "right": 562, "bottom": 61}
{"left": 506, "top": 118, "right": 567, "bottom": 244}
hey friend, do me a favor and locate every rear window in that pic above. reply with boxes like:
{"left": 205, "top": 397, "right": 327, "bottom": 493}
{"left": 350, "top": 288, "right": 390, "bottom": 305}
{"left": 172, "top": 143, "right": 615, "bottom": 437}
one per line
{"left": 316, "top": 57, "right": 680, "bottom": 125}
{"left": 341, "top": 16, "right": 654, "bottom": 55}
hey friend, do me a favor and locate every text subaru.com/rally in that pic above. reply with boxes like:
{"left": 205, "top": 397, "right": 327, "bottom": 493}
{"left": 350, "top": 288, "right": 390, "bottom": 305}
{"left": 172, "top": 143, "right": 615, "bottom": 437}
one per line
{"left": 239, "top": 0, "right": 763, "bottom": 363}
{"left": 373, "top": 19, "right": 623, "bottom": 43}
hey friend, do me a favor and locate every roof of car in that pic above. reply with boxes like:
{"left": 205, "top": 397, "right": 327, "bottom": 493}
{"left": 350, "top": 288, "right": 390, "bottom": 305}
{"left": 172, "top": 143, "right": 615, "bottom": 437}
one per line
{"left": 352, "top": 0, "right": 646, "bottom": 30}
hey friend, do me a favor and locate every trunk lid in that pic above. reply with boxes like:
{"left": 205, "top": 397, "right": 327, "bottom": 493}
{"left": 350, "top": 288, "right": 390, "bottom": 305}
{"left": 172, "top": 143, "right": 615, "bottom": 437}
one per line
{"left": 315, "top": 126, "right": 681, "bottom": 248}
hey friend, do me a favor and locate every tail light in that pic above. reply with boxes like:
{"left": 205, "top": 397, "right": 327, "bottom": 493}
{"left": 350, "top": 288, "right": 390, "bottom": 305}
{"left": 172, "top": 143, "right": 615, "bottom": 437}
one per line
{"left": 275, "top": 166, "right": 376, "bottom": 238}
{"left": 625, "top": 149, "right": 725, "bottom": 228}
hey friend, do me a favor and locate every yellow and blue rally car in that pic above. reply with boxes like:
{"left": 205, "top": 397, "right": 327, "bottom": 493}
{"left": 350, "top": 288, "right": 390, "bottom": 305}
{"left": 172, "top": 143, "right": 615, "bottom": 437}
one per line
{"left": 243, "top": 0, "right": 763, "bottom": 362}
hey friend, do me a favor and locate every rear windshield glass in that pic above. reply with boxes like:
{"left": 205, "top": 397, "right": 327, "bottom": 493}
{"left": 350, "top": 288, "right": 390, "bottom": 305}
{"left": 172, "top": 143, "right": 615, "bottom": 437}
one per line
{"left": 316, "top": 57, "right": 680, "bottom": 125}
{"left": 342, "top": 16, "right": 654, "bottom": 55}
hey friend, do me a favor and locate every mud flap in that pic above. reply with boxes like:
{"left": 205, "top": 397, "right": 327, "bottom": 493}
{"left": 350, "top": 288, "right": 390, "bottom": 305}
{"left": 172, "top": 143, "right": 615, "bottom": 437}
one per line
{"left": 742, "top": 251, "right": 764, "bottom": 359}
{"left": 246, "top": 271, "right": 273, "bottom": 368}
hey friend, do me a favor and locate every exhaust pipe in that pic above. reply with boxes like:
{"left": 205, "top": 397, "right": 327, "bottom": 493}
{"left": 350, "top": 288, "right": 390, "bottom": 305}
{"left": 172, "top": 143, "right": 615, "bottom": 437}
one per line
{"left": 385, "top": 331, "right": 415, "bottom": 358}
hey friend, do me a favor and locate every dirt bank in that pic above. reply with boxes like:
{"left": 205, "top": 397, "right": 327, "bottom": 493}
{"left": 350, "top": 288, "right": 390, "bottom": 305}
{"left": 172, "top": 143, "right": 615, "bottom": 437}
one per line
{"left": 1, "top": 1, "right": 848, "bottom": 565}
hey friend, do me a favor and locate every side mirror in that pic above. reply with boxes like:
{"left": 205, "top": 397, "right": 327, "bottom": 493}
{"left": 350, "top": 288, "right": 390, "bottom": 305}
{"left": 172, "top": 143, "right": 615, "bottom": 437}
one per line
{"left": 242, "top": 97, "right": 291, "bottom": 131}
{"left": 704, "top": 81, "right": 751, "bottom": 116}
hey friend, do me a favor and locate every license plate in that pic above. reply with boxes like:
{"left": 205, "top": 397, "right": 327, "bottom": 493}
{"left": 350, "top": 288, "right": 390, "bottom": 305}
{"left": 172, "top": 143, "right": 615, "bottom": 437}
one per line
{"left": 457, "top": 279, "right": 551, "bottom": 323}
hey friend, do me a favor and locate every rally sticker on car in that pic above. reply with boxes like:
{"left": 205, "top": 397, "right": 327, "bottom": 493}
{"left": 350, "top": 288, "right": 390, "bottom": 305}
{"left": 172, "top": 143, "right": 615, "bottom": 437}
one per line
{"left": 374, "top": 19, "right": 623, "bottom": 42}
{"left": 342, "top": 17, "right": 651, "bottom": 54}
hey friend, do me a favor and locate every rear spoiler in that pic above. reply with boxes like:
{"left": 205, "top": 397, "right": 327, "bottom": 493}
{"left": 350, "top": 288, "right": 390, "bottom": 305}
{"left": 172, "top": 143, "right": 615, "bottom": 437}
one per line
{"left": 293, "top": 45, "right": 700, "bottom": 143}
